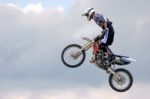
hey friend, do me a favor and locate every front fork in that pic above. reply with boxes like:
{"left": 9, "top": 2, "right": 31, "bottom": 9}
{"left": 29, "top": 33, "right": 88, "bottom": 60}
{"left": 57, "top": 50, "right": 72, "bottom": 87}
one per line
{"left": 107, "top": 68, "right": 121, "bottom": 81}
{"left": 73, "top": 41, "right": 94, "bottom": 59}
{"left": 82, "top": 41, "right": 94, "bottom": 52}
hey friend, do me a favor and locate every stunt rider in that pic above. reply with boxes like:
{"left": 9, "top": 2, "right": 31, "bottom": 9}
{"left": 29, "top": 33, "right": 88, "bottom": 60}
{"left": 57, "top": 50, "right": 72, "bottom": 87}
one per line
{"left": 82, "top": 7, "right": 115, "bottom": 63}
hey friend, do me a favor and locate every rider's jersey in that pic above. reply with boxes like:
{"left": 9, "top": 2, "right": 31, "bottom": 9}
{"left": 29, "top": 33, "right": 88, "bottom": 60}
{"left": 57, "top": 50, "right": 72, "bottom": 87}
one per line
{"left": 93, "top": 13, "right": 108, "bottom": 28}
{"left": 93, "top": 13, "right": 114, "bottom": 45}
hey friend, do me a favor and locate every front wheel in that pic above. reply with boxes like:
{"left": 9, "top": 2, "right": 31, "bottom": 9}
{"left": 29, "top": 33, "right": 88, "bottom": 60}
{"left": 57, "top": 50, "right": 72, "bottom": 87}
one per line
{"left": 61, "top": 44, "right": 86, "bottom": 68}
{"left": 109, "top": 68, "right": 133, "bottom": 92}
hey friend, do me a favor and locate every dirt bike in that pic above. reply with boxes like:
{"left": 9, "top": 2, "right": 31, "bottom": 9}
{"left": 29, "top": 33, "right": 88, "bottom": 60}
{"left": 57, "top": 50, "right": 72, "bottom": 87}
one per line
{"left": 61, "top": 35, "right": 136, "bottom": 92}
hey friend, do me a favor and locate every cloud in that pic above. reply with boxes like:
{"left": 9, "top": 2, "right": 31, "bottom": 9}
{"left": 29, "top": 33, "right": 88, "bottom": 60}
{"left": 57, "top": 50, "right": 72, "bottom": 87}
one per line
{"left": 22, "top": 3, "right": 43, "bottom": 13}
{"left": 0, "top": 82, "right": 149, "bottom": 99}
{"left": 0, "top": 0, "right": 150, "bottom": 94}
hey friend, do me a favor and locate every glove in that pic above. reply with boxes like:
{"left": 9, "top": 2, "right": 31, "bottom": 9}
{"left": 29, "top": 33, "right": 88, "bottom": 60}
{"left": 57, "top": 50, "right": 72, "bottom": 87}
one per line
{"left": 102, "top": 28, "right": 109, "bottom": 34}
{"left": 94, "top": 35, "right": 101, "bottom": 42}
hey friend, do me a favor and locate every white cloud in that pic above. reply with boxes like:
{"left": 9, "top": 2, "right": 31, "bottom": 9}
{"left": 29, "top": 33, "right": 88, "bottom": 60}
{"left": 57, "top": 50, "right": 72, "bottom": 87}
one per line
{"left": 21, "top": 3, "right": 64, "bottom": 13}
{"left": 0, "top": 0, "right": 150, "bottom": 96}
{"left": 22, "top": 3, "right": 43, "bottom": 13}
{"left": 0, "top": 82, "right": 149, "bottom": 99}
{"left": 57, "top": 6, "right": 65, "bottom": 12}
{"left": 11, "top": 3, "right": 65, "bottom": 13}
{"left": 7, "top": 3, "right": 18, "bottom": 8}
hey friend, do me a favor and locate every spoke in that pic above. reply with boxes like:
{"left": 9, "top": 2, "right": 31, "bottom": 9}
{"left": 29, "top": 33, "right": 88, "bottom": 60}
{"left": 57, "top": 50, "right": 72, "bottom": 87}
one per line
{"left": 112, "top": 71, "right": 130, "bottom": 90}
{"left": 63, "top": 46, "right": 83, "bottom": 66}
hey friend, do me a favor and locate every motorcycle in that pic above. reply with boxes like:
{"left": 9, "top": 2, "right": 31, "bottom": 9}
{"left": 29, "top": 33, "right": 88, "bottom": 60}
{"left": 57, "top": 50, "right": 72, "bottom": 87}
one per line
{"left": 61, "top": 35, "right": 136, "bottom": 92}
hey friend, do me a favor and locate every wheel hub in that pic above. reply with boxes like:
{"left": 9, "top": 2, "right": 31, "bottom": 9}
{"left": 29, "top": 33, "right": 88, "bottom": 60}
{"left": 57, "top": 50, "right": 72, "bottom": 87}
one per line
{"left": 116, "top": 75, "right": 126, "bottom": 85}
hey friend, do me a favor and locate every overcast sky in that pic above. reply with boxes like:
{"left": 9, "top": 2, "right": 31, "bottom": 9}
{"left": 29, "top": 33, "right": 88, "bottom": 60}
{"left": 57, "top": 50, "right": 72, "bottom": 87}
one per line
{"left": 0, "top": 0, "right": 150, "bottom": 99}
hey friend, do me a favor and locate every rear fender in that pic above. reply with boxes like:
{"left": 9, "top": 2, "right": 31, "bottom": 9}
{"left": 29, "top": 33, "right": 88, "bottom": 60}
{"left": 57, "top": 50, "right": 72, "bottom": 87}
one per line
{"left": 114, "top": 56, "right": 136, "bottom": 65}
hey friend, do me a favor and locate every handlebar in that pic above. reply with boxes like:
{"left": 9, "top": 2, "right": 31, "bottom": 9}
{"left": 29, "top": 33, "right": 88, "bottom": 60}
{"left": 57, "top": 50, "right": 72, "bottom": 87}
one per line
{"left": 82, "top": 35, "right": 102, "bottom": 42}
{"left": 82, "top": 37, "right": 92, "bottom": 42}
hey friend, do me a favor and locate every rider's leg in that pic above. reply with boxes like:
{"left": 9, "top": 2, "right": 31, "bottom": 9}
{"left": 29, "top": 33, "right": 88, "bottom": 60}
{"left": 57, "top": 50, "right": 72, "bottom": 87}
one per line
{"left": 90, "top": 42, "right": 100, "bottom": 63}
{"left": 100, "top": 43, "right": 108, "bottom": 57}
{"left": 101, "top": 25, "right": 114, "bottom": 58}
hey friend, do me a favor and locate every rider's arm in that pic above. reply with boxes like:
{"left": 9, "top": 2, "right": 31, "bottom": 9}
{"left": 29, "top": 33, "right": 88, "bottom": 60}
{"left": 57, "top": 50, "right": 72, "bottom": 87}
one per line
{"left": 94, "top": 13, "right": 109, "bottom": 39}
{"left": 101, "top": 15, "right": 108, "bottom": 30}
{"left": 103, "top": 21, "right": 108, "bottom": 30}
{"left": 101, "top": 21, "right": 109, "bottom": 39}
{"left": 97, "top": 14, "right": 108, "bottom": 30}
{"left": 94, "top": 22, "right": 108, "bottom": 42}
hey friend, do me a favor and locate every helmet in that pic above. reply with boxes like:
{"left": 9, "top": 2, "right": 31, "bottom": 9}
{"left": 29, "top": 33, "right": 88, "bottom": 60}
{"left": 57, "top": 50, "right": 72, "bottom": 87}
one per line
{"left": 82, "top": 7, "right": 95, "bottom": 21}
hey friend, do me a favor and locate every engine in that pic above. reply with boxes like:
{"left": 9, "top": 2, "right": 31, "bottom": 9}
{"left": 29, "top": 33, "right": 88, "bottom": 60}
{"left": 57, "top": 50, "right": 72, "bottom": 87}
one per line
{"left": 94, "top": 52, "right": 107, "bottom": 70}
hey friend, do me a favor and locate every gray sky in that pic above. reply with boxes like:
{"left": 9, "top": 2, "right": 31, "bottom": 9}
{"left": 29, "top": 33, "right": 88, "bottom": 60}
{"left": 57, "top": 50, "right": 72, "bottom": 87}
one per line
{"left": 0, "top": 0, "right": 150, "bottom": 99}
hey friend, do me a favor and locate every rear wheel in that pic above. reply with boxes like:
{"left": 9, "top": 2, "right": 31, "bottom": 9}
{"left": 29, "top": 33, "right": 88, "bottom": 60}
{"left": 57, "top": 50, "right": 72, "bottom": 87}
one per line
{"left": 109, "top": 68, "right": 133, "bottom": 92}
{"left": 61, "top": 44, "right": 86, "bottom": 68}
